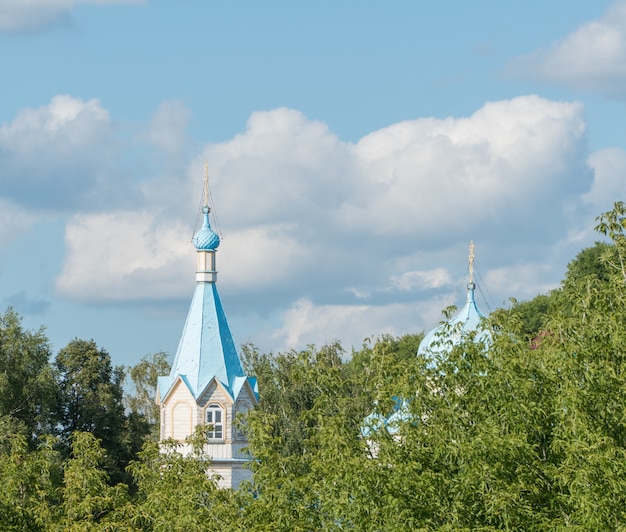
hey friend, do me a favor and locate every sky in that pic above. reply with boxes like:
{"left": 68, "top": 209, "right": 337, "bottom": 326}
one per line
{"left": 1, "top": 0, "right": 626, "bottom": 368}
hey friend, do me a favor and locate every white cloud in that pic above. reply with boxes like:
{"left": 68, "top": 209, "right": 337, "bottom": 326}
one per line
{"left": 0, "top": 95, "right": 124, "bottom": 211}
{"left": 0, "top": 0, "right": 142, "bottom": 32}
{"left": 0, "top": 199, "right": 37, "bottom": 247}
{"left": 202, "top": 108, "right": 357, "bottom": 232}
{"left": 389, "top": 268, "right": 452, "bottom": 292}
{"left": 508, "top": 1, "right": 626, "bottom": 96}
{"left": 55, "top": 211, "right": 192, "bottom": 303}
{"left": 219, "top": 225, "right": 312, "bottom": 292}
{"left": 267, "top": 291, "right": 464, "bottom": 353}
{"left": 584, "top": 147, "right": 626, "bottom": 210}
{"left": 353, "top": 96, "right": 588, "bottom": 239}
{"left": 270, "top": 298, "right": 413, "bottom": 350}
{"left": 0, "top": 95, "right": 200, "bottom": 216}
{"left": 140, "top": 100, "right": 192, "bottom": 156}
{"left": 1, "top": 95, "right": 110, "bottom": 148}
{"left": 484, "top": 264, "right": 559, "bottom": 303}
{"left": 47, "top": 95, "right": 603, "bottom": 350}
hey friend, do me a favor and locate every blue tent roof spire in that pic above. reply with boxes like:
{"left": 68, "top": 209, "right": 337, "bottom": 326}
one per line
{"left": 158, "top": 165, "right": 250, "bottom": 401}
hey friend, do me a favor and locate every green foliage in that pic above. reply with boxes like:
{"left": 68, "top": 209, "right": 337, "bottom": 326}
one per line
{"left": 0, "top": 309, "right": 57, "bottom": 442}
{"left": 5, "top": 205, "right": 626, "bottom": 529}
{"left": 507, "top": 293, "right": 554, "bottom": 340}
{"left": 125, "top": 351, "right": 171, "bottom": 438}
{"left": 244, "top": 342, "right": 341, "bottom": 450}
{"left": 59, "top": 432, "right": 129, "bottom": 529}
{"left": 55, "top": 339, "right": 140, "bottom": 485}
{"left": 595, "top": 200, "right": 626, "bottom": 278}
{"left": 509, "top": 240, "right": 619, "bottom": 340}
{"left": 564, "top": 241, "right": 617, "bottom": 286}
{"left": 240, "top": 336, "right": 425, "bottom": 530}
{"left": 123, "top": 428, "right": 244, "bottom": 531}
{"left": 236, "top": 203, "right": 626, "bottom": 529}
{"left": 0, "top": 422, "right": 62, "bottom": 530}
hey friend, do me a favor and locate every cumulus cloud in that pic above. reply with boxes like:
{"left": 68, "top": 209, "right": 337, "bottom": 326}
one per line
{"left": 508, "top": 1, "right": 626, "bottom": 96}
{"left": 353, "top": 96, "right": 588, "bottom": 242}
{"left": 55, "top": 211, "right": 192, "bottom": 303}
{"left": 0, "top": 95, "right": 198, "bottom": 217}
{"left": 140, "top": 100, "right": 192, "bottom": 157}
{"left": 0, "top": 0, "right": 142, "bottom": 33}
{"left": 49, "top": 94, "right": 601, "bottom": 354}
{"left": 0, "top": 199, "right": 37, "bottom": 247}
{"left": 268, "top": 291, "right": 463, "bottom": 352}
{"left": 388, "top": 268, "right": 453, "bottom": 292}
{"left": 484, "top": 263, "right": 559, "bottom": 303}
{"left": 0, "top": 95, "right": 129, "bottom": 211}
{"left": 203, "top": 108, "right": 357, "bottom": 232}
{"left": 271, "top": 298, "right": 414, "bottom": 350}
{"left": 584, "top": 147, "right": 626, "bottom": 210}
{"left": 3, "top": 291, "right": 50, "bottom": 316}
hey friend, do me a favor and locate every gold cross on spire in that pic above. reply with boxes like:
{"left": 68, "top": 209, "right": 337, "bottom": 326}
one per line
{"left": 469, "top": 240, "right": 475, "bottom": 284}
{"left": 203, "top": 162, "right": 210, "bottom": 213}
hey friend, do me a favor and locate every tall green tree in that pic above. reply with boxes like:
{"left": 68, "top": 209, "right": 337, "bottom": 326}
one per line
{"left": 0, "top": 308, "right": 57, "bottom": 442}
{"left": 240, "top": 336, "right": 423, "bottom": 530}
{"left": 58, "top": 432, "right": 129, "bottom": 530}
{"left": 237, "top": 199, "right": 626, "bottom": 529}
{"left": 55, "top": 339, "right": 133, "bottom": 484}
{"left": 0, "top": 420, "right": 62, "bottom": 530}
{"left": 125, "top": 351, "right": 170, "bottom": 440}
{"left": 509, "top": 240, "right": 618, "bottom": 341}
{"left": 123, "top": 428, "right": 244, "bottom": 531}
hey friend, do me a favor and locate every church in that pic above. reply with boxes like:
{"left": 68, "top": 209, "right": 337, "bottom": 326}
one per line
{"left": 156, "top": 170, "right": 258, "bottom": 489}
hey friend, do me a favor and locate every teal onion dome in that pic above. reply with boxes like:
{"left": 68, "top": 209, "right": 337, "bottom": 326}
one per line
{"left": 417, "top": 282, "right": 488, "bottom": 357}
{"left": 193, "top": 208, "right": 220, "bottom": 250}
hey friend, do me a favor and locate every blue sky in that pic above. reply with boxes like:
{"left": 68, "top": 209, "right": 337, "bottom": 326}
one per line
{"left": 1, "top": 0, "right": 625, "bottom": 368}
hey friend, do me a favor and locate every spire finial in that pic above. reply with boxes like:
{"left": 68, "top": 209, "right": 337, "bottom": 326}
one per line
{"left": 202, "top": 162, "right": 210, "bottom": 214}
{"left": 469, "top": 240, "right": 475, "bottom": 285}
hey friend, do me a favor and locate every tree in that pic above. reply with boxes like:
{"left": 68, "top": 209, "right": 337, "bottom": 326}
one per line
{"left": 508, "top": 292, "right": 554, "bottom": 340}
{"left": 123, "top": 428, "right": 244, "bottom": 531}
{"left": 125, "top": 351, "right": 170, "bottom": 440}
{"left": 563, "top": 241, "right": 617, "bottom": 286}
{"left": 0, "top": 419, "right": 62, "bottom": 530}
{"left": 237, "top": 200, "right": 626, "bottom": 528}
{"left": 0, "top": 308, "right": 57, "bottom": 442}
{"left": 508, "top": 241, "right": 618, "bottom": 341}
{"left": 240, "top": 336, "right": 424, "bottom": 530}
{"left": 55, "top": 339, "right": 132, "bottom": 484}
{"left": 59, "top": 432, "right": 129, "bottom": 529}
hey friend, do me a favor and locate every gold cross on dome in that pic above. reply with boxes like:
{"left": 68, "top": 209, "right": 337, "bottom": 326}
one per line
{"left": 203, "top": 162, "right": 210, "bottom": 209}
{"left": 469, "top": 240, "right": 475, "bottom": 284}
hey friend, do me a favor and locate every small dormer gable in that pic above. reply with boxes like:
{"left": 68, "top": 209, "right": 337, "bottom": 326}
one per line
{"left": 196, "top": 376, "right": 234, "bottom": 408}
{"left": 157, "top": 374, "right": 195, "bottom": 405}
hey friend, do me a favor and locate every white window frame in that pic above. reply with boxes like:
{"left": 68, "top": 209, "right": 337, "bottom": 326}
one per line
{"left": 206, "top": 403, "right": 224, "bottom": 441}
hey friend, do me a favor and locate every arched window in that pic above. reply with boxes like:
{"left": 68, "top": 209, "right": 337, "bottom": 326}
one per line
{"left": 206, "top": 403, "right": 224, "bottom": 440}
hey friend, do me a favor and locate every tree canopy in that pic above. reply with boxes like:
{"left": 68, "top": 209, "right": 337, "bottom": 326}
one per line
{"left": 2, "top": 203, "right": 626, "bottom": 528}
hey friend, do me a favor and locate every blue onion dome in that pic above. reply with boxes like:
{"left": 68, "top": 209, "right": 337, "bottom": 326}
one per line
{"left": 417, "top": 282, "right": 488, "bottom": 357}
{"left": 193, "top": 207, "right": 220, "bottom": 250}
